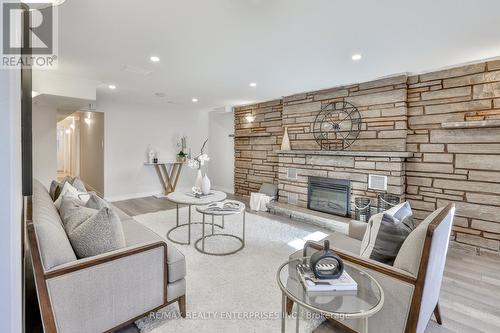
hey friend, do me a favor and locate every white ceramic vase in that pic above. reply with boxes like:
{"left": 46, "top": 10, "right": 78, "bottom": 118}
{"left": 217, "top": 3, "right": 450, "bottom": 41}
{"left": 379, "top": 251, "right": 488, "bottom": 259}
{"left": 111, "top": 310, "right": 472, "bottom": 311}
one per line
{"left": 281, "top": 127, "right": 291, "bottom": 150}
{"left": 195, "top": 169, "right": 203, "bottom": 189}
{"left": 201, "top": 174, "right": 211, "bottom": 195}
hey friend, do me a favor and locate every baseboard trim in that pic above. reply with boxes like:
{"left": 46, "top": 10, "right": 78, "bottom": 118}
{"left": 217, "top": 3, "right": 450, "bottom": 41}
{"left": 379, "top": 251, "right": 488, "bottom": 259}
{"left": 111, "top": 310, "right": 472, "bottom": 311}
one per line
{"left": 105, "top": 191, "right": 160, "bottom": 202}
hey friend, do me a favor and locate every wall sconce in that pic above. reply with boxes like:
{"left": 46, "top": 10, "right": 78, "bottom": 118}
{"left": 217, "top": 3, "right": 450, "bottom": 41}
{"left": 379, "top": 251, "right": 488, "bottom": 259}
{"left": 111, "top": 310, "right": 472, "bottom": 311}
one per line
{"left": 84, "top": 113, "right": 92, "bottom": 126}
{"left": 245, "top": 115, "right": 256, "bottom": 123}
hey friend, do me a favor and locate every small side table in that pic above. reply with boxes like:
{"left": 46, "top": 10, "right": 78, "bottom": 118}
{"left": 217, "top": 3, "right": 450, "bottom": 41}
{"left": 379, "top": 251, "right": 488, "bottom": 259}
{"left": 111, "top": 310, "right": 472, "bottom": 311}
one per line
{"left": 166, "top": 191, "right": 227, "bottom": 245}
{"left": 277, "top": 257, "right": 384, "bottom": 333}
{"left": 144, "top": 161, "right": 184, "bottom": 198}
{"left": 194, "top": 201, "right": 246, "bottom": 256}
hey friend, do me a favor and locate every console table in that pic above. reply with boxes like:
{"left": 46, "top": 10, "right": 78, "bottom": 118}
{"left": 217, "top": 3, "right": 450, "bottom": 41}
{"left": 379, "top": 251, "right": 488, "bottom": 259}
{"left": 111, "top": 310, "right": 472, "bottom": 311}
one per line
{"left": 144, "top": 161, "right": 184, "bottom": 197}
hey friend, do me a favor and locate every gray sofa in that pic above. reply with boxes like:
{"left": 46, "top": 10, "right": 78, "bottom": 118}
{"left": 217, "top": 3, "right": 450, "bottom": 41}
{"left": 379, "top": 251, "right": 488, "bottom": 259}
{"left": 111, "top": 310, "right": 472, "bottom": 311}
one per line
{"left": 28, "top": 180, "right": 187, "bottom": 333}
{"left": 288, "top": 203, "right": 455, "bottom": 333}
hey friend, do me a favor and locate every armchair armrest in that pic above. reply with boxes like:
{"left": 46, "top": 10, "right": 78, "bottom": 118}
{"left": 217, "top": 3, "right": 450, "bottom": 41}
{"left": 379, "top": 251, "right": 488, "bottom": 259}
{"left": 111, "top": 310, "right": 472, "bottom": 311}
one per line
{"left": 44, "top": 241, "right": 168, "bottom": 333}
{"left": 348, "top": 220, "right": 368, "bottom": 241}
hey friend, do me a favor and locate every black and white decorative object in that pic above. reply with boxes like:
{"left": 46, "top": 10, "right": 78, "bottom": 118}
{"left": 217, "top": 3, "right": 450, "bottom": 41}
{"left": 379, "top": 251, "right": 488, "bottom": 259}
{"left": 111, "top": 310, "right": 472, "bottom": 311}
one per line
{"left": 312, "top": 101, "right": 361, "bottom": 151}
{"left": 304, "top": 240, "right": 344, "bottom": 279}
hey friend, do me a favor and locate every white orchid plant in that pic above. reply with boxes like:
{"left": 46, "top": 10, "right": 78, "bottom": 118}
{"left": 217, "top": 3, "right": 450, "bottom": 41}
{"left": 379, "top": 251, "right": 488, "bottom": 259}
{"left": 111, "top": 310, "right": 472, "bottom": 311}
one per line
{"left": 188, "top": 139, "right": 210, "bottom": 170}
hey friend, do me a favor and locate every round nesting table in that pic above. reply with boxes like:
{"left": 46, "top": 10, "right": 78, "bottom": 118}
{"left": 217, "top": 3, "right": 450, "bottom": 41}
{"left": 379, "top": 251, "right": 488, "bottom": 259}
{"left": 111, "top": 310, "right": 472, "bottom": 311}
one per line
{"left": 277, "top": 257, "right": 384, "bottom": 333}
{"left": 166, "top": 190, "right": 227, "bottom": 245}
{"left": 194, "top": 200, "right": 246, "bottom": 256}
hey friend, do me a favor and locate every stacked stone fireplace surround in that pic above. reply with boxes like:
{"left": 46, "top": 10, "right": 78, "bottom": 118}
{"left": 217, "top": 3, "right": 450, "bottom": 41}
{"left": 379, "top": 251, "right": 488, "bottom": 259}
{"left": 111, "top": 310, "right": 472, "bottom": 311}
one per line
{"left": 234, "top": 60, "right": 500, "bottom": 252}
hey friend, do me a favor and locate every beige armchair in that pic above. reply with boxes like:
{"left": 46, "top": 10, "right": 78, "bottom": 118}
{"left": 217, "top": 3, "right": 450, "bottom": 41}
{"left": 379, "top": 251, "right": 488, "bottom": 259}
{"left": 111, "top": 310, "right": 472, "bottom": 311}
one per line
{"left": 288, "top": 203, "right": 455, "bottom": 333}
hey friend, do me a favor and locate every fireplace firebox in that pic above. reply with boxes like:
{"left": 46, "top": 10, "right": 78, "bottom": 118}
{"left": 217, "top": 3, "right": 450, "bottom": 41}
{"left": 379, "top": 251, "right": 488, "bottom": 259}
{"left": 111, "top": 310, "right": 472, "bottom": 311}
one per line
{"left": 308, "top": 177, "right": 351, "bottom": 217}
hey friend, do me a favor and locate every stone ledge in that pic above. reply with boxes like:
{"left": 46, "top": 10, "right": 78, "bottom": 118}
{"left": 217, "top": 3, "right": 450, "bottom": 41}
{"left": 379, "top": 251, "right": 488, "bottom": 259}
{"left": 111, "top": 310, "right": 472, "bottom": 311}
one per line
{"left": 441, "top": 120, "right": 500, "bottom": 129}
{"left": 275, "top": 150, "right": 413, "bottom": 158}
{"left": 234, "top": 132, "right": 272, "bottom": 138}
{"left": 267, "top": 201, "right": 351, "bottom": 234}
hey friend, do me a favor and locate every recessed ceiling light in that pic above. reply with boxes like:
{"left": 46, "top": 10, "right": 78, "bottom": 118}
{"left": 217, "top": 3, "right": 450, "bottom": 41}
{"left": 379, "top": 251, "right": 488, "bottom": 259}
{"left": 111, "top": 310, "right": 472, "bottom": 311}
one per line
{"left": 150, "top": 56, "right": 160, "bottom": 62}
{"left": 108, "top": 85, "right": 117, "bottom": 90}
{"left": 351, "top": 54, "right": 362, "bottom": 61}
{"left": 192, "top": 98, "right": 198, "bottom": 103}
{"left": 249, "top": 82, "right": 257, "bottom": 87}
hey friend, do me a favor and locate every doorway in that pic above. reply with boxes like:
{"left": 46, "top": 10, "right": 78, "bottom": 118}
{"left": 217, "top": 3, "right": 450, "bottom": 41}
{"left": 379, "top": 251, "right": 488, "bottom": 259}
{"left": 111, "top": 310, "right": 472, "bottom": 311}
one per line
{"left": 56, "top": 111, "right": 104, "bottom": 196}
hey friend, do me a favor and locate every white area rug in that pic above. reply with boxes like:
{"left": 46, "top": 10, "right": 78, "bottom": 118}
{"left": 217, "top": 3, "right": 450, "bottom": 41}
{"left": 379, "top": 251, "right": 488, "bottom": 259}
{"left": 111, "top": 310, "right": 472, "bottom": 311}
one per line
{"left": 132, "top": 207, "right": 326, "bottom": 333}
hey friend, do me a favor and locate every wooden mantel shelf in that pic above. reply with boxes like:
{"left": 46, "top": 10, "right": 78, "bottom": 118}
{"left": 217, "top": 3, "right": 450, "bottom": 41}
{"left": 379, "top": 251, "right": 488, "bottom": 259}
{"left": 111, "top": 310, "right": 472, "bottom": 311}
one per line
{"left": 441, "top": 119, "right": 500, "bottom": 129}
{"left": 233, "top": 132, "right": 272, "bottom": 138}
{"left": 275, "top": 150, "right": 414, "bottom": 158}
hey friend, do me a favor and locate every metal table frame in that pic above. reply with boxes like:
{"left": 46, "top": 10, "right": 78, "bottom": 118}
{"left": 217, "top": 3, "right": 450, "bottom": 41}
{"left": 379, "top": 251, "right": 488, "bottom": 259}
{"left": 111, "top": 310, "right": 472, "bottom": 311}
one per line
{"left": 194, "top": 204, "right": 246, "bottom": 256}
{"left": 166, "top": 203, "right": 224, "bottom": 245}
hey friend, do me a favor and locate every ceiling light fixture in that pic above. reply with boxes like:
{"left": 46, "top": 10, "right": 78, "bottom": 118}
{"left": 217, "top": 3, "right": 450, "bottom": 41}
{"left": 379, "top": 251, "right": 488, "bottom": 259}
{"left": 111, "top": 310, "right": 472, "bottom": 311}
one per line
{"left": 150, "top": 56, "right": 160, "bottom": 62}
{"left": 351, "top": 54, "right": 362, "bottom": 61}
{"left": 249, "top": 82, "right": 257, "bottom": 87}
{"left": 192, "top": 98, "right": 198, "bottom": 103}
{"left": 108, "top": 85, "right": 117, "bottom": 90}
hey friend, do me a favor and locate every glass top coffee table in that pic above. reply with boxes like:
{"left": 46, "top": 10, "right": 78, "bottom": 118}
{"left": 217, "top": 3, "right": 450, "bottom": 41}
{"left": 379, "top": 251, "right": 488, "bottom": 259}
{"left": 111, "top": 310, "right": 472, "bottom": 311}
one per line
{"left": 277, "top": 257, "right": 384, "bottom": 333}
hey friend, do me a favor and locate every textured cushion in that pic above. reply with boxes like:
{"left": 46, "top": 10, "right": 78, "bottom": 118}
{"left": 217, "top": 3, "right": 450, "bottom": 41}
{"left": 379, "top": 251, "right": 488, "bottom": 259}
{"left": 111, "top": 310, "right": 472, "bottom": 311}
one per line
{"left": 32, "top": 180, "right": 77, "bottom": 270}
{"left": 54, "top": 182, "right": 90, "bottom": 210}
{"left": 360, "top": 201, "right": 414, "bottom": 264}
{"left": 85, "top": 192, "right": 109, "bottom": 210}
{"left": 65, "top": 206, "right": 126, "bottom": 259}
{"left": 394, "top": 207, "right": 444, "bottom": 276}
{"left": 71, "top": 177, "right": 87, "bottom": 192}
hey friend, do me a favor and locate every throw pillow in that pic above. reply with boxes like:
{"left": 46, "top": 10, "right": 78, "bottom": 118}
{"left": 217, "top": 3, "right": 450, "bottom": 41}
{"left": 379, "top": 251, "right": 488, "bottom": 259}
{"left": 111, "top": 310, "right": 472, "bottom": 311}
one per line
{"left": 368, "top": 213, "right": 415, "bottom": 264}
{"left": 71, "top": 177, "right": 87, "bottom": 192}
{"left": 360, "top": 201, "right": 415, "bottom": 264}
{"left": 85, "top": 192, "right": 109, "bottom": 210}
{"left": 54, "top": 182, "right": 90, "bottom": 210}
{"left": 66, "top": 206, "right": 126, "bottom": 258}
{"left": 59, "top": 195, "right": 97, "bottom": 234}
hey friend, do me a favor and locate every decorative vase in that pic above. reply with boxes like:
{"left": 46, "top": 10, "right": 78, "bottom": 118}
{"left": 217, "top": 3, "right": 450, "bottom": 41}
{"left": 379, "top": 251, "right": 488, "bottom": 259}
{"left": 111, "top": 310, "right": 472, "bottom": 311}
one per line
{"left": 281, "top": 127, "right": 291, "bottom": 150}
{"left": 195, "top": 169, "right": 203, "bottom": 189}
{"left": 201, "top": 174, "right": 211, "bottom": 195}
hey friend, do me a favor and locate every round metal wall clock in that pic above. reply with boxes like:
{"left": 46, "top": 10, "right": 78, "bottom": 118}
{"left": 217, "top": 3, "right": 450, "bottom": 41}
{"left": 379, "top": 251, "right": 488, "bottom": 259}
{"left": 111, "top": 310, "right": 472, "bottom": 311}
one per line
{"left": 312, "top": 101, "right": 362, "bottom": 150}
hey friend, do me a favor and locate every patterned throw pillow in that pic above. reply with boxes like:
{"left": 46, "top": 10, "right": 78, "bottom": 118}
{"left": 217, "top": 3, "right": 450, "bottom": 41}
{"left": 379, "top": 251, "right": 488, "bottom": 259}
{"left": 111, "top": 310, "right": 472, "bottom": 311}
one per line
{"left": 59, "top": 194, "right": 126, "bottom": 258}
{"left": 54, "top": 182, "right": 90, "bottom": 210}
{"left": 71, "top": 177, "right": 87, "bottom": 192}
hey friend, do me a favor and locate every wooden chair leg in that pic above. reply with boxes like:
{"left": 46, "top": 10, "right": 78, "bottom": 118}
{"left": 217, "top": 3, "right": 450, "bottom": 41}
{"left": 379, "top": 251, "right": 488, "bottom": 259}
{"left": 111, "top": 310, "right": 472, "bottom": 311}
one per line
{"left": 434, "top": 303, "right": 442, "bottom": 325}
{"left": 178, "top": 295, "right": 186, "bottom": 318}
{"left": 286, "top": 297, "right": 294, "bottom": 315}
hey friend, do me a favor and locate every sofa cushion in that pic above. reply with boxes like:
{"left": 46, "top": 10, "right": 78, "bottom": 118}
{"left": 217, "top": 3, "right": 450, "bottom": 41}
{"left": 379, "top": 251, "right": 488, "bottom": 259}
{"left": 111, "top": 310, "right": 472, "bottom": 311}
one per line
{"left": 33, "top": 180, "right": 77, "bottom": 270}
{"left": 360, "top": 201, "right": 414, "bottom": 264}
{"left": 86, "top": 192, "right": 109, "bottom": 210}
{"left": 121, "top": 218, "right": 186, "bottom": 283}
{"left": 65, "top": 205, "right": 126, "bottom": 258}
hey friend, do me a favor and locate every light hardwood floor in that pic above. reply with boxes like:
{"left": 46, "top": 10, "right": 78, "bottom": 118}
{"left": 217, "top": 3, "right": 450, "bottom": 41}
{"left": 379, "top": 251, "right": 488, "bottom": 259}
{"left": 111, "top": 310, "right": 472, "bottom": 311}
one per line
{"left": 113, "top": 196, "right": 500, "bottom": 333}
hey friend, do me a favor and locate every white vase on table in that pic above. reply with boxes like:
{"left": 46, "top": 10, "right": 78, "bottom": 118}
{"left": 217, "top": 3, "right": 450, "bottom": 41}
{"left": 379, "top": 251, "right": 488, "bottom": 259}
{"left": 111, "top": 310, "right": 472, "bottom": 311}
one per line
{"left": 195, "top": 169, "right": 203, "bottom": 189}
{"left": 201, "top": 174, "right": 211, "bottom": 195}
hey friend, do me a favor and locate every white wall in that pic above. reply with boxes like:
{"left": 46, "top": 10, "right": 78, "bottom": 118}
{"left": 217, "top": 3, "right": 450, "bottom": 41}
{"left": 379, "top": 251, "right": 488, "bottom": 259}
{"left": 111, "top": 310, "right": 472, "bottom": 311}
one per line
{"left": 208, "top": 111, "right": 235, "bottom": 193}
{"left": 99, "top": 94, "right": 210, "bottom": 201}
{"left": 32, "top": 103, "right": 57, "bottom": 188}
{"left": 0, "top": 61, "right": 22, "bottom": 332}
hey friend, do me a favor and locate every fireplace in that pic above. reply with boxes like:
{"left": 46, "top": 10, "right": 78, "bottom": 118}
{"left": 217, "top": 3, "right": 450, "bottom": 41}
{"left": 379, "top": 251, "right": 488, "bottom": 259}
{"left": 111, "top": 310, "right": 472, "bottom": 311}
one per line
{"left": 308, "top": 177, "right": 351, "bottom": 217}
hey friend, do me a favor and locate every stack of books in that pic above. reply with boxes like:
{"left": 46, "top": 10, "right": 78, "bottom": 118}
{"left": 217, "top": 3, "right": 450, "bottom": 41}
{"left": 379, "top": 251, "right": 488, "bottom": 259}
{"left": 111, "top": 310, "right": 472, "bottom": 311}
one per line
{"left": 296, "top": 263, "right": 358, "bottom": 292}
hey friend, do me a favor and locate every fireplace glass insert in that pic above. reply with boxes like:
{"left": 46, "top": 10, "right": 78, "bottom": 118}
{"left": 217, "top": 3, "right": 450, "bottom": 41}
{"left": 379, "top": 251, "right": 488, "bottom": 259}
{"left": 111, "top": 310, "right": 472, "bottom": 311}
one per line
{"left": 308, "top": 177, "right": 351, "bottom": 217}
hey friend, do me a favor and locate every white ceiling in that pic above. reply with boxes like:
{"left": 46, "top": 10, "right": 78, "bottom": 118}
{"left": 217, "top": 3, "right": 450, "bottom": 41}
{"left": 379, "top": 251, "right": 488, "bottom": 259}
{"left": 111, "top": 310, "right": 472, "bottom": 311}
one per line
{"left": 51, "top": 0, "right": 500, "bottom": 110}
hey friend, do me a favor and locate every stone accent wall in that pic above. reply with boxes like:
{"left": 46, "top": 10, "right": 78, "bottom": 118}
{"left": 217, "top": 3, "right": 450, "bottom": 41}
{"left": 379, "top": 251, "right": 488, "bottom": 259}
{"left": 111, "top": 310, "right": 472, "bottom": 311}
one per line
{"left": 234, "top": 60, "right": 500, "bottom": 251}
{"left": 234, "top": 100, "right": 282, "bottom": 196}
{"left": 406, "top": 60, "right": 500, "bottom": 251}
{"left": 282, "top": 75, "right": 408, "bottom": 151}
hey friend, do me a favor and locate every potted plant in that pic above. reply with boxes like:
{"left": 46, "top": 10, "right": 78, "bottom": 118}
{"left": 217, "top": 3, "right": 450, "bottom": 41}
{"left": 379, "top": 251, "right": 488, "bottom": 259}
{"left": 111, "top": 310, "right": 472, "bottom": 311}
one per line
{"left": 176, "top": 136, "right": 188, "bottom": 162}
